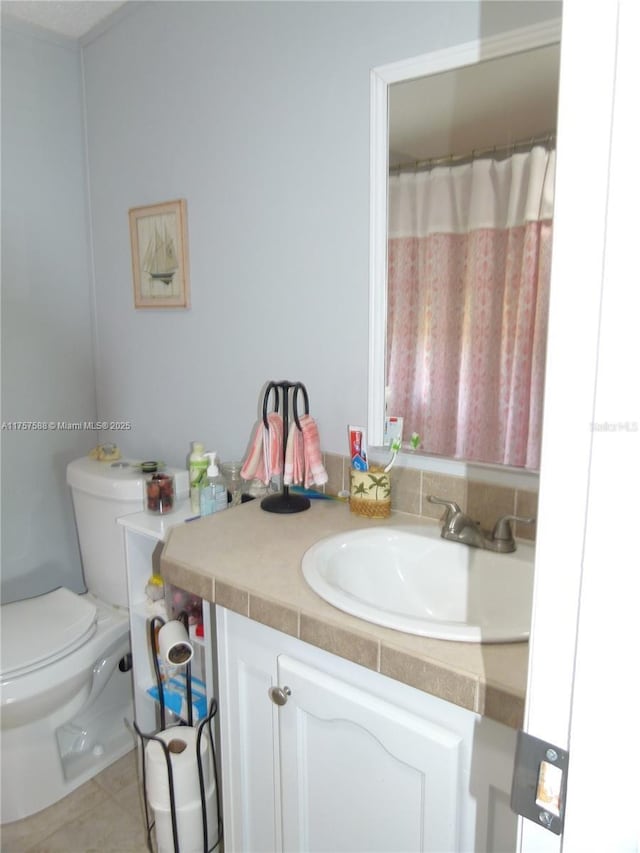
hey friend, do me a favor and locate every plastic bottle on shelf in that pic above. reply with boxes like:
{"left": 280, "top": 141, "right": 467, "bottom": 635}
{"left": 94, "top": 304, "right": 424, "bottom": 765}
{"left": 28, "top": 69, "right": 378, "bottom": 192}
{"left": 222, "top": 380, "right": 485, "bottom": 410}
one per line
{"left": 189, "top": 442, "right": 208, "bottom": 513}
{"left": 199, "top": 452, "right": 228, "bottom": 516}
{"left": 145, "top": 572, "right": 164, "bottom": 603}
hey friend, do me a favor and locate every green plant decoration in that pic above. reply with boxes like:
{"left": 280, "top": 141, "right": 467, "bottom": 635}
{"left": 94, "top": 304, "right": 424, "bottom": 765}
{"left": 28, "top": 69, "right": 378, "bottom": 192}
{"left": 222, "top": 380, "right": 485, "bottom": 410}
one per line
{"left": 367, "top": 473, "right": 391, "bottom": 500}
{"left": 352, "top": 481, "right": 369, "bottom": 497}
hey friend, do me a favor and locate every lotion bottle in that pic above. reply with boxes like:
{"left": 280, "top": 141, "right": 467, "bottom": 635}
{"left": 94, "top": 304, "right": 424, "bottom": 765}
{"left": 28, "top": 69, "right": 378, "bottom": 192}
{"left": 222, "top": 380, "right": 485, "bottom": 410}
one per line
{"left": 189, "top": 442, "right": 208, "bottom": 513}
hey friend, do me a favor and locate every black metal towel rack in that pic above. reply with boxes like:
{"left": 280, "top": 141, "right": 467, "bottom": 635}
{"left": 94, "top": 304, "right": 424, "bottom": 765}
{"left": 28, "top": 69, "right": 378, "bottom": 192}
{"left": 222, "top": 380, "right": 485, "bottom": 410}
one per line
{"left": 260, "top": 379, "right": 311, "bottom": 514}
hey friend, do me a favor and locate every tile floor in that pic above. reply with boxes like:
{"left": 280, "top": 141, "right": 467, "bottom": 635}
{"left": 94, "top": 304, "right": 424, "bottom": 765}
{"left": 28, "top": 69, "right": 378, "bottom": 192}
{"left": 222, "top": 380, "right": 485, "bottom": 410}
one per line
{"left": 0, "top": 749, "right": 149, "bottom": 852}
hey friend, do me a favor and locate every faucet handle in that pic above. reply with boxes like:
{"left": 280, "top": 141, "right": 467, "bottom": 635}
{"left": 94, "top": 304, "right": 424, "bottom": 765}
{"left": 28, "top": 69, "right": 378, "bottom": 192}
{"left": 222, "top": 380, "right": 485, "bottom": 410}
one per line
{"left": 427, "top": 496, "right": 463, "bottom": 528}
{"left": 427, "top": 495, "right": 462, "bottom": 516}
{"left": 492, "top": 514, "right": 536, "bottom": 542}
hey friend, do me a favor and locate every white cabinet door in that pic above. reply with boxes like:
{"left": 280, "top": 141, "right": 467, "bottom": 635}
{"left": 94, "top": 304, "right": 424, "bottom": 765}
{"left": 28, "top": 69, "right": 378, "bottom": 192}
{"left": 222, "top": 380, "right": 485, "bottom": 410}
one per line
{"left": 277, "top": 654, "right": 463, "bottom": 853}
{"left": 217, "top": 607, "right": 517, "bottom": 853}
{"left": 216, "top": 607, "right": 281, "bottom": 853}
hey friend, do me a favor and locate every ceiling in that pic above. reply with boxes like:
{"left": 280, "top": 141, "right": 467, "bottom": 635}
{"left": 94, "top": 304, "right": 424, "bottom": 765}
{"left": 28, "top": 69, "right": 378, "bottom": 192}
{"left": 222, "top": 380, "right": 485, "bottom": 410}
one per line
{"left": 2, "top": 0, "right": 127, "bottom": 39}
{"left": 389, "top": 43, "right": 560, "bottom": 166}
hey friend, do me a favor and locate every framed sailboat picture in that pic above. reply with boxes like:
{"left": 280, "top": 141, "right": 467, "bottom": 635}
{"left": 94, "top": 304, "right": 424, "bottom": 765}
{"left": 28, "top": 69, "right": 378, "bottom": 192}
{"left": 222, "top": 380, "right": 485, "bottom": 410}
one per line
{"left": 129, "top": 199, "right": 190, "bottom": 308}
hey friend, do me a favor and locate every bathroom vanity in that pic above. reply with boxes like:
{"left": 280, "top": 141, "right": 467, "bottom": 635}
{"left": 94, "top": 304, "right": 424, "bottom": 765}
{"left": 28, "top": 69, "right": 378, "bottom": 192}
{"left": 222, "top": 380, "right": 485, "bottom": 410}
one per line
{"left": 160, "top": 498, "right": 528, "bottom": 852}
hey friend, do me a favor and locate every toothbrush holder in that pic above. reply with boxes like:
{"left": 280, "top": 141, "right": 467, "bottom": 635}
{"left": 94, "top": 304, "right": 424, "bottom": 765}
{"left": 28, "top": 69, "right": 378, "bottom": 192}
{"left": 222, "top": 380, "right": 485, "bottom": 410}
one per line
{"left": 349, "top": 466, "right": 391, "bottom": 519}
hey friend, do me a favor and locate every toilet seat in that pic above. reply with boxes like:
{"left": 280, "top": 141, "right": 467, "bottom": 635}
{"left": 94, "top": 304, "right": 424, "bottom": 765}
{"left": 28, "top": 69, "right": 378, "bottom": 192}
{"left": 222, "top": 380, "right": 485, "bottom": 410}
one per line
{"left": 1, "top": 588, "right": 97, "bottom": 680}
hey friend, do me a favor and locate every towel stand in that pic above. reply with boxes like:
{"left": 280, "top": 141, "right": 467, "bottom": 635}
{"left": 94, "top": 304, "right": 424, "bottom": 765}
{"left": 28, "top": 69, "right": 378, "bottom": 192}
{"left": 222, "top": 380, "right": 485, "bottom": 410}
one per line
{"left": 261, "top": 379, "right": 311, "bottom": 514}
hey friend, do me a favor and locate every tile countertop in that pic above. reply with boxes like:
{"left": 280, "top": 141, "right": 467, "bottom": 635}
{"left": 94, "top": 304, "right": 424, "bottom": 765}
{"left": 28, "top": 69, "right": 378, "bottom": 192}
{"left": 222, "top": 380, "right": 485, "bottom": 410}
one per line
{"left": 160, "top": 497, "right": 529, "bottom": 729}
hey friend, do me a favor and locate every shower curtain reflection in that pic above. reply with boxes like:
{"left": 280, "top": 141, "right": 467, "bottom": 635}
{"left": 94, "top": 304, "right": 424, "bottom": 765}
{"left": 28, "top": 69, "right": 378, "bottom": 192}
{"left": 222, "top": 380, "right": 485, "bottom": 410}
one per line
{"left": 386, "top": 146, "right": 555, "bottom": 469}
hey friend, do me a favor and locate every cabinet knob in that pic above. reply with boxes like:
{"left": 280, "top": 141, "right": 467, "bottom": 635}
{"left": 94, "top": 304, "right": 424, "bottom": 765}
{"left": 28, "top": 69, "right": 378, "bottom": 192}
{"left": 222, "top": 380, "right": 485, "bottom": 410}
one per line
{"left": 268, "top": 685, "right": 291, "bottom": 706}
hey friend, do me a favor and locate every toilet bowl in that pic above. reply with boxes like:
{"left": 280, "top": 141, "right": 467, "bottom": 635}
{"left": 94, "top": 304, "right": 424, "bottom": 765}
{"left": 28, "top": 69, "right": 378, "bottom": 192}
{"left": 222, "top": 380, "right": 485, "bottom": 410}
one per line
{"left": 0, "top": 588, "right": 133, "bottom": 823}
{"left": 0, "top": 457, "right": 187, "bottom": 824}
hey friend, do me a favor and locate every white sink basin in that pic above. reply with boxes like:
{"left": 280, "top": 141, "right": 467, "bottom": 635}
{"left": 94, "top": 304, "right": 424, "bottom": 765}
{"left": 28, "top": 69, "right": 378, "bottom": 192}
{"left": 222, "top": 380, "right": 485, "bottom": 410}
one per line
{"left": 301, "top": 525, "right": 534, "bottom": 643}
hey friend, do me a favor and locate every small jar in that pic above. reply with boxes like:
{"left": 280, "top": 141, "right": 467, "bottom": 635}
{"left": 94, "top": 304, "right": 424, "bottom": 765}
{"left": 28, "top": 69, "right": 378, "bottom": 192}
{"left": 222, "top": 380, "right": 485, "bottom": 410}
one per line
{"left": 220, "top": 461, "right": 244, "bottom": 506}
{"left": 245, "top": 478, "right": 269, "bottom": 499}
{"left": 145, "top": 473, "right": 175, "bottom": 514}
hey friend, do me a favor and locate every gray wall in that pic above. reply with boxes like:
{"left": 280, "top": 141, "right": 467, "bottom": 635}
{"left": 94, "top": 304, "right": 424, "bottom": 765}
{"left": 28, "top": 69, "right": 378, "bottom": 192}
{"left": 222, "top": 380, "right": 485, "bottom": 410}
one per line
{"left": 1, "top": 23, "right": 96, "bottom": 601}
{"left": 1, "top": 1, "right": 560, "bottom": 600}
{"left": 83, "top": 1, "right": 559, "bottom": 467}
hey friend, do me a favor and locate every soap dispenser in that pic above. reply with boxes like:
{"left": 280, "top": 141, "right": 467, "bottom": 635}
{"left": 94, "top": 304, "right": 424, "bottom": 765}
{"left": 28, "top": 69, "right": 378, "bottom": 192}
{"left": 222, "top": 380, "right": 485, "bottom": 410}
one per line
{"left": 200, "top": 453, "right": 228, "bottom": 516}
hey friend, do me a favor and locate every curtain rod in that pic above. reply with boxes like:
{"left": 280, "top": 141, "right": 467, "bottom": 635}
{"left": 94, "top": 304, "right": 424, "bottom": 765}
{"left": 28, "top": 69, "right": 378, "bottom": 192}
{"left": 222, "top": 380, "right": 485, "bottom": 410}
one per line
{"left": 389, "top": 131, "right": 556, "bottom": 176}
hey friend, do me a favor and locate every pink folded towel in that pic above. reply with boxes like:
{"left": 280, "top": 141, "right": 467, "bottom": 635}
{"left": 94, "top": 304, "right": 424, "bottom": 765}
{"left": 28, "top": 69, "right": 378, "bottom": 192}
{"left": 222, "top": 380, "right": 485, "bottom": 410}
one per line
{"left": 241, "top": 411, "right": 327, "bottom": 489}
{"left": 264, "top": 413, "right": 283, "bottom": 479}
{"left": 283, "top": 421, "right": 304, "bottom": 486}
{"left": 300, "top": 415, "right": 328, "bottom": 489}
{"left": 240, "top": 413, "right": 283, "bottom": 485}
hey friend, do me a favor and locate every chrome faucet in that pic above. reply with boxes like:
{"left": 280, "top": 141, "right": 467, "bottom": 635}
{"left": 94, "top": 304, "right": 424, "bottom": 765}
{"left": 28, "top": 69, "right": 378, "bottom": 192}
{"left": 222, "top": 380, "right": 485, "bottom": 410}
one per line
{"left": 427, "top": 496, "right": 535, "bottom": 553}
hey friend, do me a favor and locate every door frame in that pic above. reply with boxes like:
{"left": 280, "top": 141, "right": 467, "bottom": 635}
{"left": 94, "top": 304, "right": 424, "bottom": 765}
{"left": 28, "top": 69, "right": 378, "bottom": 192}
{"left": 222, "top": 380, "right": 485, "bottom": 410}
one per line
{"left": 521, "top": 1, "right": 640, "bottom": 850}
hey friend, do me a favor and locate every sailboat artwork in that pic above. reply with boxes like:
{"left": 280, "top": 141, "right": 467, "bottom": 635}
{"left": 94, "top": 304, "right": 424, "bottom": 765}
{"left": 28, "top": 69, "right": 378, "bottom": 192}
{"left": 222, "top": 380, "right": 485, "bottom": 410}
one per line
{"left": 129, "top": 200, "right": 190, "bottom": 309}
{"left": 143, "top": 223, "right": 178, "bottom": 286}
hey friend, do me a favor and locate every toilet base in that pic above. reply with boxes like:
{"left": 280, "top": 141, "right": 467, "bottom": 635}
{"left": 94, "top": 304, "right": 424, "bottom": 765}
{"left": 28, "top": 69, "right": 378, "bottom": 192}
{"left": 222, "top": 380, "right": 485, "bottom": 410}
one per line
{"left": 1, "top": 714, "right": 135, "bottom": 824}
{"left": 1, "top": 605, "right": 135, "bottom": 824}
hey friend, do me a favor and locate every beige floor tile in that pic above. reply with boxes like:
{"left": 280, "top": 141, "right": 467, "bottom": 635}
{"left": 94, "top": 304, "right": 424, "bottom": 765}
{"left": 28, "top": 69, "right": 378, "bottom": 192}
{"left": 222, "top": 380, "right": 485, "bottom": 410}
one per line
{"left": 1, "top": 781, "right": 105, "bottom": 851}
{"left": 109, "top": 778, "right": 147, "bottom": 826}
{"left": 92, "top": 752, "right": 139, "bottom": 796}
{"left": 22, "top": 796, "right": 148, "bottom": 853}
{"left": 0, "top": 751, "right": 148, "bottom": 853}
{"left": 93, "top": 751, "right": 146, "bottom": 823}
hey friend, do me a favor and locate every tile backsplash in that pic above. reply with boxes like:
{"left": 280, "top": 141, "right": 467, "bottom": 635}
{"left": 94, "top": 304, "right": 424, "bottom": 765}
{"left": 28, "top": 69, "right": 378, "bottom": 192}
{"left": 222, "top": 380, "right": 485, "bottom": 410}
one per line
{"left": 323, "top": 452, "right": 537, "bottom": 543}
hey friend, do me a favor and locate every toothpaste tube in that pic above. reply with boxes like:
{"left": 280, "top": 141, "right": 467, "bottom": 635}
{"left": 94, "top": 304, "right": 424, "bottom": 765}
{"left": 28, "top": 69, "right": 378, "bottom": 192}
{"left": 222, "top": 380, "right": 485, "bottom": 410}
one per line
{"left": 348, "top": 425, "right": 368, "bottom": 471}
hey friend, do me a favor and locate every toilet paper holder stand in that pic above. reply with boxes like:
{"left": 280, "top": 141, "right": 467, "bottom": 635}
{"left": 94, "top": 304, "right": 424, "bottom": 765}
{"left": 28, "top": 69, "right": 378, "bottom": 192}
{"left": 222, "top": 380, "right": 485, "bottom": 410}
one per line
{"left": 132, "top": 613, "right": 223, "bottom": 853}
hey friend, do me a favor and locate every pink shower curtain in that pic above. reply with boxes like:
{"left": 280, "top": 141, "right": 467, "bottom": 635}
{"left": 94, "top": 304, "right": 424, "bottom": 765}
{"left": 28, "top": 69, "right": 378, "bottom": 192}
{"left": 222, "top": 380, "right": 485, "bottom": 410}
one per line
{"left": 386, "top": 147, "right": 555, "bottom": 469}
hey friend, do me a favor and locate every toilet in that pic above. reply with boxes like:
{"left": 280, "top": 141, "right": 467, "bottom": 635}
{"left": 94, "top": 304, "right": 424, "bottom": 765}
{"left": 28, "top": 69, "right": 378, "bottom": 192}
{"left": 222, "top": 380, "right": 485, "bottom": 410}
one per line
{"left": 0, "top": 456, "right": 187, "bottom": 824}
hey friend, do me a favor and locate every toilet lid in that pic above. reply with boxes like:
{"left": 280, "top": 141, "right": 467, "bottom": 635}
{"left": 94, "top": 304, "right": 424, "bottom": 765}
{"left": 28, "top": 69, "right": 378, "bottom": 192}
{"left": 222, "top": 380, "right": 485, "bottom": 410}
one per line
{"left": 1, "top": 587, "right": 98, "bottom": 678}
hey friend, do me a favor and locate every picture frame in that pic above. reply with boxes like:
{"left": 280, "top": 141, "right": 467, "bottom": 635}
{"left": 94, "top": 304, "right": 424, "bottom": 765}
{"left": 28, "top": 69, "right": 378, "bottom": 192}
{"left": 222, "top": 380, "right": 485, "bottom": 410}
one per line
{"left": 129, "top": 199, "right": 190, "bottom": 308}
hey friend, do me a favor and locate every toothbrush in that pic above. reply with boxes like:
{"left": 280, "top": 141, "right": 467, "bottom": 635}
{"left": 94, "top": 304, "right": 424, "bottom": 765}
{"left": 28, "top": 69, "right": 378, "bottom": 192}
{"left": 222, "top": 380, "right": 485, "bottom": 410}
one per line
{"left": 290, "top": 486, "right": 349, "bottom": 502}
{"left": 384, "top": 437, "right": 402, "bottom": 473}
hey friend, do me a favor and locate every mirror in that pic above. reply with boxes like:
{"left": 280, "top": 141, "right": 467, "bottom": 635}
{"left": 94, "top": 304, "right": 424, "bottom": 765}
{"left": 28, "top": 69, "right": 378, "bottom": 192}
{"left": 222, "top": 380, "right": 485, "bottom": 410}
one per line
{"left": 368, "top": 20, "right": 561, "bottom": 473}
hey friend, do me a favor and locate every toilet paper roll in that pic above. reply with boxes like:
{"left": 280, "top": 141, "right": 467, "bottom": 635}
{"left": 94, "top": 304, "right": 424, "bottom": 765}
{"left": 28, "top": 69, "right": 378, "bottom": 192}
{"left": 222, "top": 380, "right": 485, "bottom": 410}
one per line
{"left": 153, "top": 778, "right": 218, "bottom": 853}
{"left": 158, "top": 619, "right": 194, "bottom": 665}
{"left": 145, "top": 726, "right": 211, "bottom": 811}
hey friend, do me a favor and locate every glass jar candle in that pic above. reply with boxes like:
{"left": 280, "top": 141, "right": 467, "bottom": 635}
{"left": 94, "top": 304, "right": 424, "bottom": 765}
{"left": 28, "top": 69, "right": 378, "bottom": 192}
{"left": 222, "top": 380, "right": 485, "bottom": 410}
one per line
{"left": 145, "top": 473, "right": 175, "bottom": 514}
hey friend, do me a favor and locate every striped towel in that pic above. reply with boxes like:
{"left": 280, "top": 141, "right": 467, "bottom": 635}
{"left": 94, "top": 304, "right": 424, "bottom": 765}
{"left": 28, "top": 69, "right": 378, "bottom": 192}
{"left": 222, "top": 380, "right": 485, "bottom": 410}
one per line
{"left": 300, "top": 415, "right": 328, "bottom": 489}
{"left": 240, "top": 412, "right": 283, "bottom": 485}
{"left": 283, "top": 421, "right": 304, "bottom": 485}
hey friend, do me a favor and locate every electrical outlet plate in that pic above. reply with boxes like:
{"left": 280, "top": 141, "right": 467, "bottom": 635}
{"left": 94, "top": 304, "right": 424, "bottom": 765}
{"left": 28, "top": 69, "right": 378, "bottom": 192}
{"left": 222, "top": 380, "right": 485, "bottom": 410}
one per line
{"left": 511, "top": 730, "right": 569, "bottom": 835}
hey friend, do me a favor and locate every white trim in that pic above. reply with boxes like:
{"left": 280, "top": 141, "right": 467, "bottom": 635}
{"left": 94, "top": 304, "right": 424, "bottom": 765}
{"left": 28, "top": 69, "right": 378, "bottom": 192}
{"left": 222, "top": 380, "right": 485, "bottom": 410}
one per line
{"left": 373, "top": 19, "right": 562, "bottom": 87}
{"left": 519, "top": 0, "right": 620, "bottom": 848}
{"left": 563, "top": 1, "right": 640, "bottom": 843}
{"left": 367, "top": 67, "right": 389, "bottom": 448}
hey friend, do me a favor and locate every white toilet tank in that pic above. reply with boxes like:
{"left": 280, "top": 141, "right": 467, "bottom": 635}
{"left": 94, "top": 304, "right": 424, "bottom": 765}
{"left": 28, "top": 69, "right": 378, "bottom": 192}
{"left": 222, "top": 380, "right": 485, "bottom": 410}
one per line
{"left": 67, "top": 457, "right": 187, "bottom": 608}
